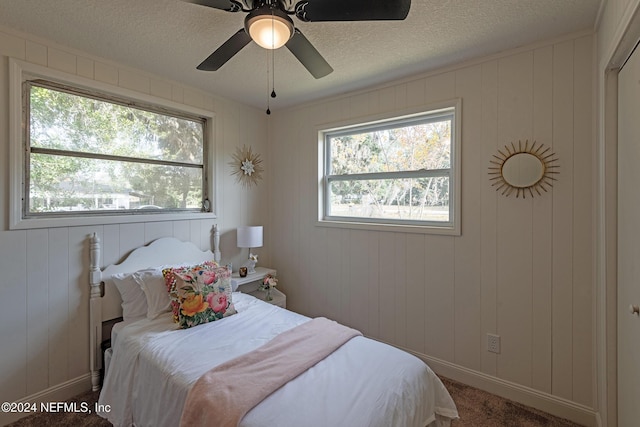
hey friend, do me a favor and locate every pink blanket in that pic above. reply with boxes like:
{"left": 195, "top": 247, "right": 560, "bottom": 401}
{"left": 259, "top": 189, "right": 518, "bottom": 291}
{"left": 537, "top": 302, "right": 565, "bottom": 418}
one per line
{"left": 179, "top": 317, "right": 362, "bottom": 427}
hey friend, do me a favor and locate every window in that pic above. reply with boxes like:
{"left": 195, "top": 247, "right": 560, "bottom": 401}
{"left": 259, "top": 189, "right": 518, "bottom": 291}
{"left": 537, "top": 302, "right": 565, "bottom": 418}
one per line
{"left": 319, "top": 101, "right": 460, "bottom": 234}
{"left": 10, "top": 59, "right": 215, "bottom": 229}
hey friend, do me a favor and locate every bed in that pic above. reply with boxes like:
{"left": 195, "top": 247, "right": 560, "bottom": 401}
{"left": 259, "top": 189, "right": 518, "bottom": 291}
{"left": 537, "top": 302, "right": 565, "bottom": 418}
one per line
{"left": 89, "top": 231, "right": 458, "bottom": 427}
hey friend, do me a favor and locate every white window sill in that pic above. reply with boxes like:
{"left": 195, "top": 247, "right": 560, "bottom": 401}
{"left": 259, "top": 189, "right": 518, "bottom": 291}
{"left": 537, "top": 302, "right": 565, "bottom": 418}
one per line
{"left": 10, "top": 211, "right": 217, "bottom": 230}
{"left": 315, "top": 219, "right": 460, "bottom": 236}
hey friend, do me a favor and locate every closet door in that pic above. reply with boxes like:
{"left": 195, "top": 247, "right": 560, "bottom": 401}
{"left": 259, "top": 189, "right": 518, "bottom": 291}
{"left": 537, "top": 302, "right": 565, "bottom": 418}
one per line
{"left": 618, "top": 42, "right": 640, "bottom": 426}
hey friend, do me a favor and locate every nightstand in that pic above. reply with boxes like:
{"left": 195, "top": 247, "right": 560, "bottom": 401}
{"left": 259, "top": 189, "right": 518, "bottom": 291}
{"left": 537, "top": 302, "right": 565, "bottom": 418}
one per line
{"left": 248, "top": 287, "right": 286, "bottom": 308}
{"left": 231, "top": 267, "right": 277, "bottom": 292}
{"left": 231, "top": 267, "right": 286, "bottom": 309}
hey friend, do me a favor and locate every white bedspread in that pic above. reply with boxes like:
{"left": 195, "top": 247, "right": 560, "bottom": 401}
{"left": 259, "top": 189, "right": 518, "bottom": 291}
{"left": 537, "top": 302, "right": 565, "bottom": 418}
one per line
{"left": 98, "top": 293, "right": 458, "bottom": 427}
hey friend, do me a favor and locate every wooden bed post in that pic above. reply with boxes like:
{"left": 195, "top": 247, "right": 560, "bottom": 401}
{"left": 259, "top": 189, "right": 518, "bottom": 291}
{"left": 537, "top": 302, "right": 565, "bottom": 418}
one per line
{"left": 213, "top": 224, "right": 221, "bottom": 263}
{"left": 89, "top": 232, "right": 103, "bottom": 391}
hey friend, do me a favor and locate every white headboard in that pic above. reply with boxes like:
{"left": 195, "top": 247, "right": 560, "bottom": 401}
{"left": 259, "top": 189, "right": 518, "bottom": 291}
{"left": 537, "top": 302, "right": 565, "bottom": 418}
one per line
{"left": 87, "top": 227, "right": 221, "bottom": 391}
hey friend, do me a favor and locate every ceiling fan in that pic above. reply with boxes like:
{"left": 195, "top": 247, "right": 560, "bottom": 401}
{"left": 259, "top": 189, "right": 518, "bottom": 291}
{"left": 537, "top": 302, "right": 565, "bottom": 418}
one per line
{"left": 183, "top": 0, "right": 411, "bottom": 79}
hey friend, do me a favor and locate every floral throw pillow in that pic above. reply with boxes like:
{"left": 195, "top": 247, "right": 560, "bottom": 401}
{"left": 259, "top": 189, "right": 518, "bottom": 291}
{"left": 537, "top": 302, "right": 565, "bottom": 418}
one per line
{"left": 163, "top": 262, "right": 236, "bottom": 328}
{"left": 163, "top": 260, "right": 219, "bottom": 322}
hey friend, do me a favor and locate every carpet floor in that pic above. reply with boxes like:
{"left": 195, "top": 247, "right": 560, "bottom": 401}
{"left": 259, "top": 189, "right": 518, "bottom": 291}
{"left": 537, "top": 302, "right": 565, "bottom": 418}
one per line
{"left": 7, "top": 377, "right": 584, "bottom": 426}
{"left": 439, "top": 377, "right": 584, "bottom": 427}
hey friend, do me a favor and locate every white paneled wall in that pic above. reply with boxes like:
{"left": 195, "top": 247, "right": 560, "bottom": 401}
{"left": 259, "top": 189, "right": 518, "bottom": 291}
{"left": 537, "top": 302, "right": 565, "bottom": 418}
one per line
{"left": 598, "top": 0, "right": 639, "bottom": 65}
{"left": 0, "top": 26, "right": 269, "bottom": 424}
{"left": 269, "top": 33, "right": 595, "bottom": 424}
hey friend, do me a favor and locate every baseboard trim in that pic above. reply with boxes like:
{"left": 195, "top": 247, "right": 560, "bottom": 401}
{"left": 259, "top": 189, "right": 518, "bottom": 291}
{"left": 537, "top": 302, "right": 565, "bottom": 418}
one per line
{"left": 0, "top": 374, "right": 92, "bottom": 426}
{"left": 0, "top": 355, "right": 601, "bottom": 427}
{"left": 404, "top": 348, "right": 599, "bottom": 427}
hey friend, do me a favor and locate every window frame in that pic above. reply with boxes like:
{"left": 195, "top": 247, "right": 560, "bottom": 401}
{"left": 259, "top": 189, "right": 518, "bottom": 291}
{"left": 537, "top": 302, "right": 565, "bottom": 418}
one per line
{"left": 9, "top": 59, "right": 217, "bottom": 230}
{"left": 317, "top": 100, "right": 461, "bottom": 235}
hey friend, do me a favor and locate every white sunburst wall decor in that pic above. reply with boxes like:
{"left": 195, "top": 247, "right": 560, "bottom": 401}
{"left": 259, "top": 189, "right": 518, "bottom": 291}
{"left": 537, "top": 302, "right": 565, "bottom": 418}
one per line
{"left": 229, "top": 145, "right": 264, "bottom": 188}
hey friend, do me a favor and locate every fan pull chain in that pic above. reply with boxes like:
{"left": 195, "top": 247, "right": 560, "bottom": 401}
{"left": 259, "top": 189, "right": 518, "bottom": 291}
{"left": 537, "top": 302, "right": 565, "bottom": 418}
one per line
{"left": 271, "top": 46, "right": 276, "bottom": 99}
{"left": 266, "top": 48, "right": 271, "bottom": 115}
{"left": 271, "top": 12, "right": 276, "bottom": 99}
{"left": 265, "top": 10, "right": 277, "bottom": 115}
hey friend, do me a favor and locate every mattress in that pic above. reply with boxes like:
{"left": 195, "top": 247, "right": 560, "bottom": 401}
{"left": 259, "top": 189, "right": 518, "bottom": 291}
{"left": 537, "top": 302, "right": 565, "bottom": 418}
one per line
{"left": 110, "top": 317, "right": 142, "bottom": 346}
{"left": 103, "top": 318, "right": 144, "bottom": 379}
{"left": 98, "top": 292, "right": 457, "bottom": 427}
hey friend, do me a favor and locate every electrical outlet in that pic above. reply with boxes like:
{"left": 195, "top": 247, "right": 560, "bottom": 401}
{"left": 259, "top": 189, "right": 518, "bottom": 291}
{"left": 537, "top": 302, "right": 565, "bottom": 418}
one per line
{"left": 487, "top": 333, "right": 501, "bottom": 354}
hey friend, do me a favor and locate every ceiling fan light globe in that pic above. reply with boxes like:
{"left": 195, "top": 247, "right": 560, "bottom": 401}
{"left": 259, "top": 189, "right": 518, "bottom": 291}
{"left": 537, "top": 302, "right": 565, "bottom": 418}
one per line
{"left": 245, "top": 9, "right": 294, "bottom": 50}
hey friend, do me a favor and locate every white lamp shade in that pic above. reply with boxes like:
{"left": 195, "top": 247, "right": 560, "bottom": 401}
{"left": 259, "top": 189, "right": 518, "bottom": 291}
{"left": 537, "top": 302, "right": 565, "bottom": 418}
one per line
{"left": 237, "top": 226, "right": 263, "bottom": 248}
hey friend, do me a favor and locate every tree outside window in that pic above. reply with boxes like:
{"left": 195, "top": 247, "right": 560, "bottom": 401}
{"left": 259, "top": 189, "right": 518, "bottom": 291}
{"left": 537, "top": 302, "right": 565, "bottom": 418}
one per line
{"left": 321, "top": 106, "right": 458, "bottom": 231}
{"left": 26, "top": 81, "right": 207, "bottom": 216}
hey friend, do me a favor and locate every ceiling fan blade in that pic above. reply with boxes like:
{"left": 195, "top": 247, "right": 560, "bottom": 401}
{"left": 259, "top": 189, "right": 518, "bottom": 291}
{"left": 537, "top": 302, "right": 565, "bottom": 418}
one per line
{"left": 294, "top": 0, "right": 410, "bottom": 22}
{"left": 196, "top": 29, "right": 252, "bottom": 71}
{"left": 181, "top": 0, "right": 243, "bottom": 12}
{"left": 285, "top": 29, "right": 333, "bottom": 79}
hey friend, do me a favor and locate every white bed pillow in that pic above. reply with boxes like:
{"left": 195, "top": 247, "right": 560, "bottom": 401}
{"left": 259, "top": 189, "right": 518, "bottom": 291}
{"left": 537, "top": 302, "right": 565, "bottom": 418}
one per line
{"left": 133, "top": 268, "right": 172, "bottom": 319}
{"left": 111, "top": 272, "right": 148, "bottom": 321}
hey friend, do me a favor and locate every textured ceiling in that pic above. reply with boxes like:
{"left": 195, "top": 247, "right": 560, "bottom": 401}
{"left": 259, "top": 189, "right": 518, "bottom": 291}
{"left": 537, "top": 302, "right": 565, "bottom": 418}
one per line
{"left": 0, "top": 0, "right": 602, "bottom": 111}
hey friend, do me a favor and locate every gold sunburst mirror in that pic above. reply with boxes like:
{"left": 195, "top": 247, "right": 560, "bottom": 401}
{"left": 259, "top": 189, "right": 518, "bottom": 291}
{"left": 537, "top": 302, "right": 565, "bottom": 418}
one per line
{"left": 230, "top": 145, "right": 264, "bottom": 189}
{"left": 488, "top": 140, "right": 559, "bottom": 198}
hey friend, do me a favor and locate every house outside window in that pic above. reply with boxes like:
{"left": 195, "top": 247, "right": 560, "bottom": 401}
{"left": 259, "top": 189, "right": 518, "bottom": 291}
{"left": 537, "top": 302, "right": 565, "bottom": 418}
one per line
{"left": 9, "top": 59, "right": 215, "bottom": 229}
{"left": 319, "top": 100, "right": 460, "bottom": 235}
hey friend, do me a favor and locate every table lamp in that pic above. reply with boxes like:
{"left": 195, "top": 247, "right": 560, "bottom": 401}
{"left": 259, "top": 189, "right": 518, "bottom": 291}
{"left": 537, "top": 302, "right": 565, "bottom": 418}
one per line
{"left": 237, "top": 225, "right": 263, "bottom": 274}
